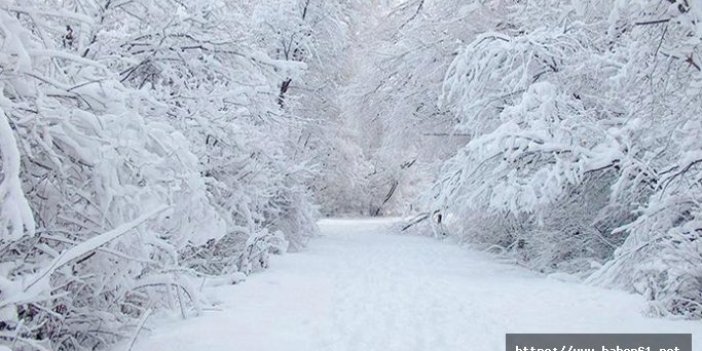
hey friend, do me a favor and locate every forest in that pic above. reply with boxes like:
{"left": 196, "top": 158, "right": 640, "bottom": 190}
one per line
{"left": 0, "top": 0, "right": 701, "bottom": 350}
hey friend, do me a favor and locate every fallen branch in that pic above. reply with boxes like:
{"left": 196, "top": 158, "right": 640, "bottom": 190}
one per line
{"left": 401, "top": 212, "right": 430, "bottom": 231}
{"left": 23, "top": 205, "right": 169, "bottom": 293}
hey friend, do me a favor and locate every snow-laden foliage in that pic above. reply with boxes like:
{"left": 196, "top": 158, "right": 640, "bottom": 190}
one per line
{"left": 0, "top": 1, "right": 351, "bottom": 349}
{"left": 332, "top": 0, "right": 511, "bottom": 216}
{"left": 430, "top": 0, "right": 702, "bottom": 318}
{"left": 250, "top": 0, "right": 365, "bottom": 218}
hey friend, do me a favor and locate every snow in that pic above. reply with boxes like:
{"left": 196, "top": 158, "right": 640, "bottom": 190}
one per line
{"left": 0, "top": 104, "right": 35, "bottom": 241}
{"left": 127, "top": 218, "right": 699, "bottom": 351}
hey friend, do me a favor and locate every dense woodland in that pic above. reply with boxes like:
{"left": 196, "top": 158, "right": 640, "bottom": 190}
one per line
{"left": 0, "top": 0, "right": 701, "bottom": 350}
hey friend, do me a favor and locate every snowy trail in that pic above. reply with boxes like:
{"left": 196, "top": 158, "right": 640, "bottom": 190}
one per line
{"left": 131, "top": 219, "right": 699, "bottom": 351}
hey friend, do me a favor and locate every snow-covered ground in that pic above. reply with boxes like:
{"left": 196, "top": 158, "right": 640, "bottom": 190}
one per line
{"left": 128, "top": 218, "right": 699, "bottom": 351}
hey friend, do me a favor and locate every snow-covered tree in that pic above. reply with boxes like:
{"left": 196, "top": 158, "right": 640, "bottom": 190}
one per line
{"left": 0, "top": 0, "right": 353, "bottom": 349}
{"left": 333, "top": 0, "right": 508, "bottom": 215}
{"left": 431, "top": 0, "right": 702, "bottom": 318}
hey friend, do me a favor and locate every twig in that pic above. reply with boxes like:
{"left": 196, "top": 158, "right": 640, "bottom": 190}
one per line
{"left": 401, "top": 212, "right": 430, "bottom": 231}
{"left": 125, "top": 308, "right": 153, "bottom": 351}
{"left": 634, "top": 18, "right": 670, "bottom": 26}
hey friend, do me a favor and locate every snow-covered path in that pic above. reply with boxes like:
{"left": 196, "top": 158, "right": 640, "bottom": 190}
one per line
{"left": 132, "top": 219, "right": 699, "bottom": 351}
